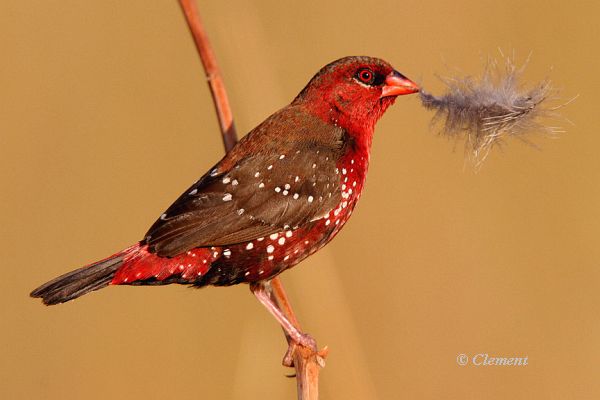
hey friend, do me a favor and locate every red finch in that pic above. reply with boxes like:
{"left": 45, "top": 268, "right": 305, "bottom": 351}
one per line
{"left": 31, "top": 56, "right": 418, "bottom": 346}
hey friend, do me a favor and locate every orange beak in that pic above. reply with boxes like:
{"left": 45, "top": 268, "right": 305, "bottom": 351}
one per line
{"left": 380, "top": 70, "right": 419, "bottom": 97}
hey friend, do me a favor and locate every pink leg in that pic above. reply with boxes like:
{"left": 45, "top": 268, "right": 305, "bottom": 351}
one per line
{"left": 250, "top": 281, "right": 316, "bottom": 351}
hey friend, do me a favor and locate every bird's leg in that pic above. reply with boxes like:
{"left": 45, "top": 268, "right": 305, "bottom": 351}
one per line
{"left": 250, "top": 281, "right": 317, "bottom": 353}
{"left": 269, "top": 278, "right": 308, "bottom": 367}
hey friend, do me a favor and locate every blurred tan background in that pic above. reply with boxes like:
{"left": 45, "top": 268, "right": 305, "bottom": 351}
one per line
{"left": 2, "top": 0, "right": 599, "bottom": 399}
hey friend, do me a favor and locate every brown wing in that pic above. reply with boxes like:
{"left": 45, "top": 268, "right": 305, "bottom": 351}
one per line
{"left": 145, "top": 138, "right": 345, "bottom": 257}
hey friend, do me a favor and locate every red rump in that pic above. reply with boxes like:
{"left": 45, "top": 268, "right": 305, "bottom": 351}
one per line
{"left": 111, "top": 244, "right": 220, "bottom": 285}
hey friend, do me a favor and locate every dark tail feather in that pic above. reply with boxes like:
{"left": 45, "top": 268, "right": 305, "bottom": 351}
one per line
{"left": 31, "top": 253, "right": 126, "bottom": 305}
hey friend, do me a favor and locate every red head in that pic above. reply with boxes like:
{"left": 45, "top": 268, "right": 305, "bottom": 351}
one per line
{"left": 293, "top": 56, "right": 418, "bottom": 134}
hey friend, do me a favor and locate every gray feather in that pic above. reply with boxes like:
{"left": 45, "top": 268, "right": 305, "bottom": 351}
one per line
{"left": 419, "top": 54, "right": 570, "bottom": 167}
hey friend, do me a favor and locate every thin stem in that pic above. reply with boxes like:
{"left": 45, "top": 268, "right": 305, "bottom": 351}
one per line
{"left": 271, "top": 275, "right": 302, "bottom": 329}
{"left": 178, "top": 0, "right": 238, "bottom": 152}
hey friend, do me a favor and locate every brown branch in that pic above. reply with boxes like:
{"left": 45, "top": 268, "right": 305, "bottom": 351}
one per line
{"left": 177, "top": 1, "right": 325, "bottom": 399}
{"left": 270, "top": 278, "right": 302, "bottom": 328}
{"left": 178, "top": 0, "right": 237, "bottom": 152}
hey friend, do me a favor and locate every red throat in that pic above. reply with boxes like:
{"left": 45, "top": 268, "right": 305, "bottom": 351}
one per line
{"left": 301, "top": 90, "right": 395, "bottom": 150}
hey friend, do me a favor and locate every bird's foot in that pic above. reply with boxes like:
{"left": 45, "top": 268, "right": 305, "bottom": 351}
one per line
{"left": 293, "top": 331, "right": 317, "bottom": 350}
{"left": 249, "top": 282, "right": 328, "bottom": 368}
{"left": 282, "top": 332, "right": 328, "bottom": 368}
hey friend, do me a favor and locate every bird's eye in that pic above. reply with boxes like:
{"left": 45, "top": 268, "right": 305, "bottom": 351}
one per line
{"left": 356, "top": 68, "right": 375, "bottom": 85}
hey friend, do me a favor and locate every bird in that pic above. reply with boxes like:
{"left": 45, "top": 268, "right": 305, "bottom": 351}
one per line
{"left": 31, "top": 56, "right": 418, "bottom": 347}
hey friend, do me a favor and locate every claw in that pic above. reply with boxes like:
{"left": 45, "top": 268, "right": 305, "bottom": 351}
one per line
{"left": 282, "top": 333, "right": 328, "bottom": 369}
{"left": 282, "top": 342, "right": 297, "bottom": 367}
{"left": 298, "top": 332, "right": 317, "bottom": 351}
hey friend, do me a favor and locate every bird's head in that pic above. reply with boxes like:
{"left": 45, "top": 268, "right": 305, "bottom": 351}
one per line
{"left": 293, "top": 56, "right": 418, "bottom": 134}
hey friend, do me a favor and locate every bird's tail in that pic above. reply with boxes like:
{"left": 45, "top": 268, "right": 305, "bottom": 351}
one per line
{"left": 30, "top": 244, "right": 138, "bottom": 305}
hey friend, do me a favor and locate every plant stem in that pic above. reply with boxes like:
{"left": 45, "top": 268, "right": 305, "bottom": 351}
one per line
{"left": 178, "top": 0, "right": 237, "bottom": 152}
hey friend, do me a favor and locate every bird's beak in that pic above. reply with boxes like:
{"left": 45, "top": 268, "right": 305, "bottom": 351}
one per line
{"left": 380, "top": 70, "right": 419, "bottom": 97}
